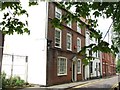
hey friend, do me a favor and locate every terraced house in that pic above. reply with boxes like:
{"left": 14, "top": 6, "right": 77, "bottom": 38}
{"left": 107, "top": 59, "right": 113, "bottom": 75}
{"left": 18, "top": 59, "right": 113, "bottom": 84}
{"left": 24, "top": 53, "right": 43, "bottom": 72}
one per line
{"left": 47, "top": 2, "right": 86, "bottom": 85}
{"left": 102, "top": 53, "right": 116, "bottom": 77}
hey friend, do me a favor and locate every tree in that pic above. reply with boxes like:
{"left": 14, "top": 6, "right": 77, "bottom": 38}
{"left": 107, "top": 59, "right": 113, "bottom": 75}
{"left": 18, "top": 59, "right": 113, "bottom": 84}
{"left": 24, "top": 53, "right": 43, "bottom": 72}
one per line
{"left": 116, "top": 59, "right": 120, "bottom": 73}
{"left": 0, "top": 0, "right": 38, "bottom": 83}
{"left": 0, "top": 1, "right": 119, "bottom": 63}
{"left": 51, "top": 1, "right": 120, "bottom": 63}
{"left": 0, "top": 0, "right": 38, "bottom": 35}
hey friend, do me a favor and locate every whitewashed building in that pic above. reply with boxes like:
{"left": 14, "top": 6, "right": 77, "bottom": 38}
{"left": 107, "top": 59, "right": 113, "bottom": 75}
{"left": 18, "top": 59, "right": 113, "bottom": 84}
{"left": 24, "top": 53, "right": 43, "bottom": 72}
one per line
{"left": 2, "top": 2, "right": 48, "bottom": 86}
{"left": 84, "top": 30, "right": 101, "bottom": 80}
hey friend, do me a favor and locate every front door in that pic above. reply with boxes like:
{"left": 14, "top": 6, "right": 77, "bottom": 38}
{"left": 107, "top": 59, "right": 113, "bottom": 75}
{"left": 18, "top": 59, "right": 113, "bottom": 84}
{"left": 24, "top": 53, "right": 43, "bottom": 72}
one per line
{"left": 72, "top": 61, "right": 77, "bottom": 82}
{"left": 83, "top": 65, "right": 85, "bottom": 80}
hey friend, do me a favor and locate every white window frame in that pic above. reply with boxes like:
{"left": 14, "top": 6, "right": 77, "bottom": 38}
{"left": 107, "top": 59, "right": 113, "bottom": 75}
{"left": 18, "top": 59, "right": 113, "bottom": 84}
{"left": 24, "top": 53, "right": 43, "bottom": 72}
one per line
{"left": 77, "top": 37, "right": 81, "bottom": 52}
{"left": 55, "top": 28, "right": 62, "bottom": 48}
{"left": 77, "top": 59, "right": 81, "bottom": 74}
{"left": 77, "top": 21, "right": 81, "bottom": 33}
{"left": 67, "top": 21, "right": 72, "bottom": 28}
{"left": 67, "top": 33, "right": 72, "bottom": 51}
{"left": 55, "top": 7, "right": 62, "bottom": 19}
{"left": 57, "top": 57, "right": 67, "bottom": 76}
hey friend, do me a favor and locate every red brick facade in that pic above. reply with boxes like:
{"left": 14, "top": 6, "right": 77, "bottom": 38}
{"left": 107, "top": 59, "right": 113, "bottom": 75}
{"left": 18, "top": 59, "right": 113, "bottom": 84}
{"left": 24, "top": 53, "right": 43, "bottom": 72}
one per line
{"left": 102, "top": 53, "right": 116, "bottom": 77}
{"left": 46, "top": 2, "right": 85, "bottom": 86}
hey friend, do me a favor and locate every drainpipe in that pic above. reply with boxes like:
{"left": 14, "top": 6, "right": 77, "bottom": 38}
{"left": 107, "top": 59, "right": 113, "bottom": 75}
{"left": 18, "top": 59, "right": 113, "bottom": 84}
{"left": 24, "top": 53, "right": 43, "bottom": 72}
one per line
{"left": 0, "top": 30, "right": 4, "bottom": 90}
{"left": 45, "top": 2, "right": 49, "bottom": 86}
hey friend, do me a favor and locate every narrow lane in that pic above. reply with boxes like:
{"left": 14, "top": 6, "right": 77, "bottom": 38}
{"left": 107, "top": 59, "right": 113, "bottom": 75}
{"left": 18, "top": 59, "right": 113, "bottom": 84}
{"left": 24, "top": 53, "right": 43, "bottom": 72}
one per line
{"left": 71, "top": 76, "right": 118, "bottom": 90}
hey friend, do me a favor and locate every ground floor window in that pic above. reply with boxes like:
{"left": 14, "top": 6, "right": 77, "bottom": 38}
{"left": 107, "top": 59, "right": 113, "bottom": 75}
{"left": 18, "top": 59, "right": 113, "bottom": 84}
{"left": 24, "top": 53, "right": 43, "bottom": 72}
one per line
{"left": 57, "top": 57, "right": 67, "bottom": 76}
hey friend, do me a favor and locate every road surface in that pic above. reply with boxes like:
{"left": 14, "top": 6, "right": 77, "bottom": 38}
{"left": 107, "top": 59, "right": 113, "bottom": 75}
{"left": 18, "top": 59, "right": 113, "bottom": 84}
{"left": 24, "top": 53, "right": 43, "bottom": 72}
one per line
{"left": 71, "top": 76, "right": 119, "bottom": 90}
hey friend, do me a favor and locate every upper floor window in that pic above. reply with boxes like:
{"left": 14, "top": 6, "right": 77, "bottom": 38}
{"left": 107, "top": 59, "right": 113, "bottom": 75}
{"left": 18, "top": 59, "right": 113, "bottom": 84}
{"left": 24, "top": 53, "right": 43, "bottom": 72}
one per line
{"left": 55, "top": 7, "right": 62, "bottom": 19}
{"left": 55, "top": 28, "right": 62, "bottom": 48}
{"left": 67, "top": 33, "right": 72, "bottom": 51}
{"left": 67, "top": 21, "right": 72, "bottom": 28}
{"left": 57, "top": 57, "right": 67, "bottom": 76}
{"left": 77, "top": 21, "right": 81, "bottom": 33}
{"left": 77, "top": 59, "right": 81, "bottom": 74}
{"left": 77, "top": 37, "right": 81, "bottom": 52}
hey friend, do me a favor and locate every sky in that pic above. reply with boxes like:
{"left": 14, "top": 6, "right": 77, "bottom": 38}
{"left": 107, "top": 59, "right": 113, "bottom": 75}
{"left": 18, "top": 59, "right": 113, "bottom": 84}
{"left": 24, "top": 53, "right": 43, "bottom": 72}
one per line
{"left": 96, "top": 17, "right": 113, "bottom": 44}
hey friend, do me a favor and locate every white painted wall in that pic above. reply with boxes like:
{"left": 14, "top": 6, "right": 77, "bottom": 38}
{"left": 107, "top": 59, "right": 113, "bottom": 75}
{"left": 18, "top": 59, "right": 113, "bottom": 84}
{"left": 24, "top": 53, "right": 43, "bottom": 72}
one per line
{"left": 85, "top": 30, "right": 90, "bottom": 80}
{"left": 2, "top": 2, "right": 48, "bottom": 85}
{"left": 90, "top": 59, "right": 100, "bottom": 77}
{"left": 85, "top": 30, "right": 100, "bottom": 79}
{"left": 85, "top": 65, "right": 89, "bottom": 80}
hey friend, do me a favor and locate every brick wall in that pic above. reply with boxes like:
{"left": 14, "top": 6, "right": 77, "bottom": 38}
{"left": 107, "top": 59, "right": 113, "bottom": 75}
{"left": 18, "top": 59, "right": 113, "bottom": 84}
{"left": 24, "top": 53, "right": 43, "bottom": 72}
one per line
{"left": 46, "top": 2, "right": 85, "bottom": 86}
{"left": 102, "top": 53, "right": 116, "bottom": 77}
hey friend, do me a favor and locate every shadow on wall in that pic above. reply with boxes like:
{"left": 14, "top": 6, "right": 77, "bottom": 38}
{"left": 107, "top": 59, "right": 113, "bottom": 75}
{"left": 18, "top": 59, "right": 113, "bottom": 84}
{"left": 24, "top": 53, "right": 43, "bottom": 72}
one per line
{"left": 0, "top": 31, "right": 4, "bottom": 78}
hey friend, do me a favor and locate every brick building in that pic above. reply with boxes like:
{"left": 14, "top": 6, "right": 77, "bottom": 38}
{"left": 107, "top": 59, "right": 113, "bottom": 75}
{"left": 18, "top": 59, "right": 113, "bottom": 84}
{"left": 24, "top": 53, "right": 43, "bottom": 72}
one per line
{"left": 102, "top": 53, "right": 116, "bottom": 77}
{"left": 47, "top": 2, "right": 85, "bottom": 85}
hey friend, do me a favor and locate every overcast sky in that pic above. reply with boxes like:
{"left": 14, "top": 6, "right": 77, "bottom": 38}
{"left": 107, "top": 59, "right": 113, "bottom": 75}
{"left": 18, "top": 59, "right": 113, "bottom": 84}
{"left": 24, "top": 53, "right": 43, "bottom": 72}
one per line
{"left": 97, "top": 17, "right": 113, "bottom": 42}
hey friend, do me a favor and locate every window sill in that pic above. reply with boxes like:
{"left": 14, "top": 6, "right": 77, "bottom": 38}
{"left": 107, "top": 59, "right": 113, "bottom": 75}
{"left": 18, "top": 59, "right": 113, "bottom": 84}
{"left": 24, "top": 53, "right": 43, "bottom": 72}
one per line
{"left": 57, "top": 73, "right": 67, "bottom": 76}
{"left": 55, "top": 46, "right": 61, "bottom": 49}
{"left": 77, "top": 72, "right": 81, "bottom": 74}
{"left": 67, "top": 49, "right": 72, "bottom": 51}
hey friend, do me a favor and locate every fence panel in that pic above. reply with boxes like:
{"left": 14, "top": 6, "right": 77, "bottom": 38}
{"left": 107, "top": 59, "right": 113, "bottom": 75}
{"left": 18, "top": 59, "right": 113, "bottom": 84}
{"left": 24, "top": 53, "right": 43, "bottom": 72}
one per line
{"left": 2, "top": 54, "right": 28, "bottom": 82}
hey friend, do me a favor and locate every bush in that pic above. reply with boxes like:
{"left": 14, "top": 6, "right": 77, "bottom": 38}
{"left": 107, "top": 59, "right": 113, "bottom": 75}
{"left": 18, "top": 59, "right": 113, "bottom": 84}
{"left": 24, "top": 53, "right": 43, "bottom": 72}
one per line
{"left": 1, "top": 72, "right": 26, "bottom": 89}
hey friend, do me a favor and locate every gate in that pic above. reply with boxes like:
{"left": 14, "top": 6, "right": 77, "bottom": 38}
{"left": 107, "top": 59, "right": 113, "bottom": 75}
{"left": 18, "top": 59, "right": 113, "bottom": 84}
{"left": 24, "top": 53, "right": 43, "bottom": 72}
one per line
{"left": 2, "top": 54, "right": 28, "bottom": 82}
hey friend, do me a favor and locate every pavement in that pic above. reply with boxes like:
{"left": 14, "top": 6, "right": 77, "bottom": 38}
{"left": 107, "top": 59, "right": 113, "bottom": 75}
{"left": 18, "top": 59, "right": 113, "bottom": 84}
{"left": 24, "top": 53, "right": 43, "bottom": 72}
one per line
{"left": 40, "top": 77, "right": 116, "bottom": 89}
{"left": 23, "top": 75, "right": 119, "bottom": 89}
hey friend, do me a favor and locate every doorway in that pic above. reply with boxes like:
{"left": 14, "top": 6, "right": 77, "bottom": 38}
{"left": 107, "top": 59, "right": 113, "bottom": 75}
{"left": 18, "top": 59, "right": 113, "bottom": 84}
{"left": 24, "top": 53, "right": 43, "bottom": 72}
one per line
{"left": 72, "top": 61, "right": 77, "bottom": 82}
{"left": 83, "top": 65, "right": 85, "bottom": 80}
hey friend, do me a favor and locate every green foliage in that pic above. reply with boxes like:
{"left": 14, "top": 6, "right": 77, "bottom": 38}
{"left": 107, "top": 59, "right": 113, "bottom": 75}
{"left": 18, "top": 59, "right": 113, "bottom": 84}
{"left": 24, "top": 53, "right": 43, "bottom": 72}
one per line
{"left": 1, "top": 72, "right": 26, "bottom": 89}
{"left": 29, "top": 1, "right": 38, "bottom": 6}
{"left": 51, "top": 18, "right": 63, "bottom": 30}
{"left": 52, "top": 2, "right": 120, "bottom": 65}
{"left": 0, "top": 1, "right": 29, "bottom": 35}
{"left": 1, "top": 1, "right": 119, "bottom": 65}
{"left": 116, "top": 59, "right": 120, "bottom": 73}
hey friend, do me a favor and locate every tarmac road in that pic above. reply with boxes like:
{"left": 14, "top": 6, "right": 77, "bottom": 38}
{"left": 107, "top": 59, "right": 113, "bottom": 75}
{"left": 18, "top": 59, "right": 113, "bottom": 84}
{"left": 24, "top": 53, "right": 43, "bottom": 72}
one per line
{"left": 71, "top": 75, "right": 119, "bottom": 90}
{"left": 19, "top": 76, "right": 119, "bottom": 90}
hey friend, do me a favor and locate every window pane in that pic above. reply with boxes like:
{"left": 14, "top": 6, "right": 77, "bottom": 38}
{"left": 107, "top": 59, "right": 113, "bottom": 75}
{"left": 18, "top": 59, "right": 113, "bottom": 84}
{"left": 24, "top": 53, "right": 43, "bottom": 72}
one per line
{"left": 77, "top": 22, "right": 81, "bottom": 33}
{"left": 55, "top": 29, "right": 61, "bottom": 47}
{"left": 77, "top": 60, "right": 81, "bottom": 73}
{"left": 55, "top": 7, "right": 62, "bottom": 19}
{"left": 55, "top": 30, "right": 60, "bottom": 37}
{"left": 67, "top": 21, "right": 72, "bottom": 28}
{"left": 67, "top": 34, "right": 72, "bottom": 50}
{"left": 77, "top": 38, "right": 81, "bottom": 52}
{"left": 56, "top": 12, "right": 61, "bottom": 19}
{"left": 57, "top": 57, "right": 67, "bottom": 75}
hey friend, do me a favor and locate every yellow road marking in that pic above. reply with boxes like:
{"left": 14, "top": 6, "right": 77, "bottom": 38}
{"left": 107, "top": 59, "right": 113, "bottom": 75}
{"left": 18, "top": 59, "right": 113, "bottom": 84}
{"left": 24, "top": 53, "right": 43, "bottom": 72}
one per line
{"left": 73, "top": 79, "right": 104, "bottom": 88}
{"left": 110, "top": 83, "right": 118, "bottom": 90}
